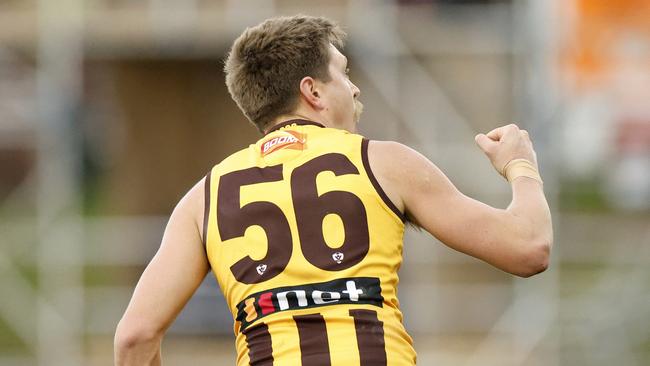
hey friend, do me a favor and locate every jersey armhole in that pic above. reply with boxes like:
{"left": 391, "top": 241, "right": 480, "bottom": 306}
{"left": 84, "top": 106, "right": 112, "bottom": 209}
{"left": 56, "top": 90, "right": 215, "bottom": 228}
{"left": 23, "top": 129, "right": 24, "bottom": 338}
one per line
{"left": 361, "top": 138, "right": 407, "bottom": 223}
{"left": 202, "top": 170, "right": 212, "bottom": 248}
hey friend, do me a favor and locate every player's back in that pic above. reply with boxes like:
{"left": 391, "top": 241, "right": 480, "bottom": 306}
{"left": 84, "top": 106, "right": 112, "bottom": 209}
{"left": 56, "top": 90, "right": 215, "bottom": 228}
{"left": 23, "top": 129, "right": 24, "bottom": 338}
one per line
{"left": 204, "top": 119, "right": 416, "bottom": 365}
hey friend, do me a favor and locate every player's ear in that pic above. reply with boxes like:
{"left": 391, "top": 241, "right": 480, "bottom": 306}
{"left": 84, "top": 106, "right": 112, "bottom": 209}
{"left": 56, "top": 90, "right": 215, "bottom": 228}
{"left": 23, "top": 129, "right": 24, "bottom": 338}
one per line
{"left": 299, "top": 76, "right": 325, "bottom": 110}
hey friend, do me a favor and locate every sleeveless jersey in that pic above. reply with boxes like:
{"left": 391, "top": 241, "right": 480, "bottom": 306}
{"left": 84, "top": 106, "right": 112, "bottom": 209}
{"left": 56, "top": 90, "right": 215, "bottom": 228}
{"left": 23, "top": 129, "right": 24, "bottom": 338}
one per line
{"left": 204, "top": 119, "right": 416, "bottom": 366}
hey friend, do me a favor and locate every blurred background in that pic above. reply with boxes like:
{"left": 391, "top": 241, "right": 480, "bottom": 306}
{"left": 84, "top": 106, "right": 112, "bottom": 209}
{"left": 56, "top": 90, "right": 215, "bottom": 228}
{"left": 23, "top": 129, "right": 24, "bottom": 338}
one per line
{"left": 0, "top": 0, "right": 648, "bottom": 365}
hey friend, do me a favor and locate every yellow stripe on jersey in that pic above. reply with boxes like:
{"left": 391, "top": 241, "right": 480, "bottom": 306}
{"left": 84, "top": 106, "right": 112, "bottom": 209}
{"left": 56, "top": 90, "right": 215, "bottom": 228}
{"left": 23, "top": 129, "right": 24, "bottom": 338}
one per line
{"left": 204, "top": 119, "right": 416, "bottom": 365}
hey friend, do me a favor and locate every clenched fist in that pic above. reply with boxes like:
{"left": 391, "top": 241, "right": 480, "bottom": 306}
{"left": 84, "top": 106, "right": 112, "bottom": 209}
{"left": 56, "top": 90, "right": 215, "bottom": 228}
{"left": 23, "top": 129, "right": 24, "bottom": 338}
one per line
{"left": 474, "top": 124, "right": 538, "bottom": 176}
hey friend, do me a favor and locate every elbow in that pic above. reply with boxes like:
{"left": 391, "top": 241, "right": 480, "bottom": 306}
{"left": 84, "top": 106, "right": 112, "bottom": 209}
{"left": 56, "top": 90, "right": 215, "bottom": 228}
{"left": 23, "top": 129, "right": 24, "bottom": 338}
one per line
{"left": 514, "top": 237, "right": 552, "bottom": 278}
{"left": 114, "top": 318, "right": 163, "bottom": 355}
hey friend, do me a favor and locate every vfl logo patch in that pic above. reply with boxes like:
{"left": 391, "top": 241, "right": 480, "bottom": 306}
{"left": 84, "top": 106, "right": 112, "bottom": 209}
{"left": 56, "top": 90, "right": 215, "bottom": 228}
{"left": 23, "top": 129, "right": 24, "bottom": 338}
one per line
{"left": 235, "top": 277, "right": 383, "bottom": 332}
{"left": 260, "top": 130, "right": 306, "bottom": 156}
{"left": 332, "top": 252, "right": 344, "bottom": 264}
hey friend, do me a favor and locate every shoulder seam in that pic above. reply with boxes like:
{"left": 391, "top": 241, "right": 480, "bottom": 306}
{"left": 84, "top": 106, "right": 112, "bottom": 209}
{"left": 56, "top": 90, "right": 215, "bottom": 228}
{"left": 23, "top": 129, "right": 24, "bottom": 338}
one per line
{"left": 361, "top": 138, "right": 406, "bottom": 223}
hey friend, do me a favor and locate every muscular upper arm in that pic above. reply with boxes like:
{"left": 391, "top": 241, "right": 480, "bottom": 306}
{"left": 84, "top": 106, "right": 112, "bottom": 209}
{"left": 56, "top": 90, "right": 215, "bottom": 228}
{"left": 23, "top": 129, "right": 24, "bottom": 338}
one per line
{"left": 117, "top": 177, "right": 210, "bottom": 337}
{"left": 368, "top": 140, "right": 539, "bottom": 275}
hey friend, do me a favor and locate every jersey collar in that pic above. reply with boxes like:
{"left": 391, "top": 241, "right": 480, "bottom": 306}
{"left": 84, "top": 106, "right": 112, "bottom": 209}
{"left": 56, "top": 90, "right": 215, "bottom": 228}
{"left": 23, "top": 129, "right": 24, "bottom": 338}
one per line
{"left": 264, "top": 119, "right": 325, "bottom": 135}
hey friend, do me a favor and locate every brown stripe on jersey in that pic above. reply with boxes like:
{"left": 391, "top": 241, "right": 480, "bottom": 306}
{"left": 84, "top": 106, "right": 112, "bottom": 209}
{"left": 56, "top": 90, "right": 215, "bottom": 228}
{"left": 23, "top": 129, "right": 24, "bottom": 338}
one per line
{"left": 294, "top": 314, "right": 332, "bottom": 366}
{"left": 202, "top": 171, "right": 211, "bottom": 247}
{"left": 265, "top": 119, "right": 325, "bottom": 135}
{"left": 360, "top": 138, "right": 406, "bottom": 222}
{"left": 243, "top": 322, "right": 274, "bottom": 366}
{"left": 349, "top": 309, "right": 387, "bottom": 366}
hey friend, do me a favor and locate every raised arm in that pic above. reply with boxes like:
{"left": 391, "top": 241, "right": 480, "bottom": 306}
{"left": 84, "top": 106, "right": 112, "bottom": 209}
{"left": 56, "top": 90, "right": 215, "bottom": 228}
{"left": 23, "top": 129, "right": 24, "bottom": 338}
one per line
{"left": 368, "top": 124, "right": 552, "bottom": 277}
{"left": 114, "top": 177, "right": 210, "bottom": 365}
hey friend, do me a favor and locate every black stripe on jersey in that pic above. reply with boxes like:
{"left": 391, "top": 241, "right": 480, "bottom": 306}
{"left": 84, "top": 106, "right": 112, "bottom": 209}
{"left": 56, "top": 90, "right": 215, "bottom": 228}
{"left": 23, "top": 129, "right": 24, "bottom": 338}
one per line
{"left": 360, "top": 138, "right": 406, "bottom": 222}
{"left": 349, "top": 309, "right": 387, "bottom": 366}
{"left": 202, "top": 171, "right": 211, "bottom": 247}
{"left": 243, "top": 322, "right": 274, "bottom": 366}
{"left": 294, "top": 314, "right": 332, "bottom": 365}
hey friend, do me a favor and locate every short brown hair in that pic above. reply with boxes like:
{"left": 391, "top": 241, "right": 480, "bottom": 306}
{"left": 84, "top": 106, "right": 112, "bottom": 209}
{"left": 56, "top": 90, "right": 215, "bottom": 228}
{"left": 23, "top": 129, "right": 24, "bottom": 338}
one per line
{"left": 224, "top": 15, "right": 346, "bottom": 132}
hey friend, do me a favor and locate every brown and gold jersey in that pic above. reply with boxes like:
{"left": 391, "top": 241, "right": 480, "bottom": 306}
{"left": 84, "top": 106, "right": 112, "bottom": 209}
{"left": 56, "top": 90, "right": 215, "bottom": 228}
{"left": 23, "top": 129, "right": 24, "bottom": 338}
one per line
{"left": 204, "top": 119, "right": 416, "bottom": 365}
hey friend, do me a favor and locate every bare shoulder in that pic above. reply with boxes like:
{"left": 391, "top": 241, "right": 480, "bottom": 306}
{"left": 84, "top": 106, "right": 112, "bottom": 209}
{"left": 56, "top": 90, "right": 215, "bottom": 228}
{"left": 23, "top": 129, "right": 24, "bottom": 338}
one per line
{"left": 368, "top": 141, "right": 458, "bottom": 218}
{"left": 366, "top": 140, "right": 452, "bottom": 193}
{"left": 180, "top": 176, "right": 207, "bottom": 212}
{"left": 367, "top": 140, "right": 430, "bottom": 168}
{"left": 368, "top": 140, "right": 440, "bottom": 215}
{"left": 171, "top": 174, "right": 209, "bottom": 238}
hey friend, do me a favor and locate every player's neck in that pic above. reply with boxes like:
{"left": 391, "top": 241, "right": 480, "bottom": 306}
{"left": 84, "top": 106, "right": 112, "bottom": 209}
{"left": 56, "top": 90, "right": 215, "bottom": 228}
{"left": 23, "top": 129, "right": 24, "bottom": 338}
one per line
{"left": 266, "top": 113, "right": 329, "bottom": 133}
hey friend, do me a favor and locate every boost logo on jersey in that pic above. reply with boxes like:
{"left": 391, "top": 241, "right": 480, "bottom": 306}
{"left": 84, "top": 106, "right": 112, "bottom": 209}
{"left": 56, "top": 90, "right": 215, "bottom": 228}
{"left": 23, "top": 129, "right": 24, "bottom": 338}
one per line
{"left": 260, "top": 130, "right": 306, "bottom": 156}
{"left": 235, "top": 277, "right": 383, "bottom": 331}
